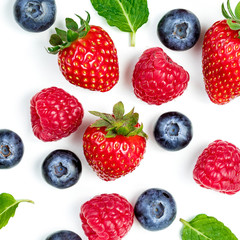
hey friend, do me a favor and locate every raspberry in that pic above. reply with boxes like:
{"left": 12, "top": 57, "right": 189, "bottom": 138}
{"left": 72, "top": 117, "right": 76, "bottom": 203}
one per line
{"left": 132, "top": 47, "right": 189, "bottom": 105}
{"left": 193, "top": 140, "right": 240, "bottom": 195}
{"left": 80, "top": 193, "right": 134, "bottom": 240}
{"left": 30, "top": 87, "right": 84, "bottom": 142}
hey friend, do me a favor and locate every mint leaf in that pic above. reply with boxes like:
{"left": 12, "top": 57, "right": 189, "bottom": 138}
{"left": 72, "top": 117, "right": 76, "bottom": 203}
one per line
{"left": 180, "top": 214, "right": 238, "bottom": 240}
{"left": 90, "top": 0, "right": 149, "bottom": 46}
{"left": 0, "top": 193, "right": 34, "bottom": 230}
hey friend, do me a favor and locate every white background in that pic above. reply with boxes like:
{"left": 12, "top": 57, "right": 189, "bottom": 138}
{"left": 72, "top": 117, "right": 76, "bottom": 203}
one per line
{"left": 1, "top": 0, "right": 240, "bottom": 239}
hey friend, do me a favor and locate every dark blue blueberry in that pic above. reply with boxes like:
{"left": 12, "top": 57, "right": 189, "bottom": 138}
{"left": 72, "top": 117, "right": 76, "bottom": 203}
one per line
{"left": 46, "top": 230, "right": 82, "bottom": 240}
{"left": 154, "top": 111, "right": 192, "bottom": 151}
{"left": 42, "top": 150, "right": 82, "bottom": 189}
{"left": 0, "top": 129, "right": 24, "bottom": 169}
{"left": 13, "top": 0, "right": 56, "bottom": 32}
{"left": 157, "top": 9, "right": 201, "bottom": 51}
{"left": 134, "top": 188, "right": 177, "bottom": 231}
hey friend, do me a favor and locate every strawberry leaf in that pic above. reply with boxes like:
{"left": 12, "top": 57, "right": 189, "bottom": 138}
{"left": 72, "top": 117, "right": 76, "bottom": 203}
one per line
{"left": 0, "top": 193, "right": 34, "bottom": 230}
{"left": 235, "top": 1, "right": 240, "bottom": 19}
{"left": 90, "top": 0, "right": 149, "bottom": 46}
{"left": 113, "top": 101, "right": 125, "bottom": 119}
{"left": 180, "top": 214, "right": 238, "bottom": 240}
{"left": 66, "top": 18, "right": 78, "bottom": 31}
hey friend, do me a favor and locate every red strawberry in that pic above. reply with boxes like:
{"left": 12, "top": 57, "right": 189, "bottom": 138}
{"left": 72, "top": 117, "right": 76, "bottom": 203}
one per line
{"left": 48, "top": 13, "right": 119, "bottom": 92}
{"left": 30, "top": 86, "right": 84, "bottom": 142}
{"left": 132, "top": 47, "right": 189, "bottom": 105}
{"left": 193, "top": 140, "right": 240, "bottom": 195}
{"left": 83, "top": 101, "right": 147, "bottom": 181}
{"left": 202, "top": 1, "right": 240, "bottom": 104}
{"left": 80, "top": 193, "right": 134, "bottom": 240}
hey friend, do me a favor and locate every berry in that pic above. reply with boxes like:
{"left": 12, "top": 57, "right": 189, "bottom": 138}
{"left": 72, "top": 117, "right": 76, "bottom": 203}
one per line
{"left": 13, "top": 0, "right": 56, "bottom": 32}
{"left": 134, "top": 188, "right": 177, "bottom": 231}
{"left": 80, "top": 193, "right": 134, "bottom": 240}
{"left": 157, "top": 9, "right": 201, "bottom": 51}
{"left": 83, "top": 101, "right": 147, "bottom": 181}
{"left": 154, "top": 111, "right": 192, "bottom": 151}
{"left": 46, "top": 230, "right": 82, "bottom": 240}
{"left": 30, "top": 86, "right": 84, "bottom": 142}
{"left": 132, "top": 47, "right": 189, "bottom": 105}
{"left": 193, "top": 140, "right": 240, "bottom": 195}
{"left": 48, "top": 13, "right": 119, "bottom": 92}
{"left": 42, "top": 149, "right": 82, "bottom": 189}
{"left": 0, "top": 129, "right": 24, "bottom": 169}
{"left": 202, "top": 2, "right": 240, "bottom": 104}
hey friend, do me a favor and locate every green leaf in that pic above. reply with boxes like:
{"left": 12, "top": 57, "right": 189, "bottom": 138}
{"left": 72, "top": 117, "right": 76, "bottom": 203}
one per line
{"left": 222, "top": 3, "right": 231, "bottom": 19}
{"left": 113, "top": 101, "right": 125, "bottom": 119}
{"left": 89, "top": 111, "right": 115, "bottom": 124}
{"left": 55, "top": 28, "right": 67, "bottom": 42}
{"left": 49, "top": 34, "right": 63, "bottom": 46}
{"left": 180, "top": 214, "right": 238, "bottom": 240}
{"left": 91, "top": 119, "right": 110, "bottom": 128}
{"left": 66, "top": 29, "right": 79, "bottom": 42}
{"left": 90, "top": 0, "right": 149, "bottom": 46}
{"left": 227, "top": 19, "right": 240, "bottom": 30}
{"left": 235, "top": 1, "right": 240, "bottom": 18}
{"left": 0, "top": 193, "right": 34, "bottom": 230}
{"left": 66, "top": 18, "right": 78, "bottom": 31}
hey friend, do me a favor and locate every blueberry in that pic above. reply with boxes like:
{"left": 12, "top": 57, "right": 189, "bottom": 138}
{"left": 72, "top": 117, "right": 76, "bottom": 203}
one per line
{"left": 134, "top": 188, "right": 177, "bottom": 231}
{"left": 46, "top": 230, "right": 82, "bottom": 240}
{"left": 154, "top": 111, "right": 192, "bottom": 151}
{"left": 42, "top": 149, "right": 82, "bottom": 189}
{"left": 0, "top": 129, "right": 24, "bottom": 169}
{"left": 13, "top": 0, "right": 56, "bottom": 32}
{"left": 157, "top": 9, "right": 201, "bottom": 51}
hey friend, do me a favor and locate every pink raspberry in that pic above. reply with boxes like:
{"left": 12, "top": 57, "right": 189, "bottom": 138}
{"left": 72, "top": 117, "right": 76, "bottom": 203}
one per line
{"left": 30, "top": 86, "right": 84, "bottom": 142}
{"left": 80, "top": 193, "right": 134, "bottom": 240}
{"left": 193, "top": 140, "right": 240, "bottom": 195}
{"left": 132, "top": 47, "right": 189, "bottom": 105}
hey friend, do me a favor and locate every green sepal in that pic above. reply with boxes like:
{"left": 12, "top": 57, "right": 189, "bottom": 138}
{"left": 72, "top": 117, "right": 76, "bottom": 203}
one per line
{"left": 66, "top": 18, "right": 78, "bottom": 31}
{"left": 89, "top": 101, "right": 148, "bottom": 139}
{"left": 47, "top": 12, "right": 91, "bottom": 54}
{"left": 222, "top": 0, "right": 240, "bottom": 37}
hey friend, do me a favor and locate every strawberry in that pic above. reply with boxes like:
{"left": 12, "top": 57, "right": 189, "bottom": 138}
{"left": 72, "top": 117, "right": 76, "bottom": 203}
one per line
{"left": 83, "top": 101, "right": 147, "bottom": 181}
{"left": 193, "top": 140, "right": 240, "bottom": 195}
{"left": 48, "top": 12, "right": 119, "bottom": 92}
{"left": 202, "top": 1, "right": 240, "bottom": 104}
{"left": 132, "top": 47, "right": 189, "bottom": 105}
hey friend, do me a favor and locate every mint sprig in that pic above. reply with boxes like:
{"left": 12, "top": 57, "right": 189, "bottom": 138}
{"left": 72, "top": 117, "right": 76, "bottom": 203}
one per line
{"left": 222, "top": 0, "right": 240, "bottom": 37}
{"left": 0, "top": 193, "right": 34, "bottom": 230}
{"left": 90, "top": 0, "right": 149, "bottom": 46}
{"left": 180, "top": 214, "right": 238, "bottom": 240}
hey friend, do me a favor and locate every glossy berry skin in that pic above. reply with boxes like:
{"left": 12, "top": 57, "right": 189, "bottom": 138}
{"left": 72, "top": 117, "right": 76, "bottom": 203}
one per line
{"left": 202, "top": 20, "right": 240, "bottom": 104}
{"left": 134, "top": 188, "right": 177, "bottom": 231}
{"left": 157, "top": 9, "right": 200, "bottom": 51}
{"left": 0, "top": 129, "right": 24, "bottom": 169}
{"left": 30, "top": 87, "right": 84, "bottom": 142}
{"left": 83, "top": 126, "right": 146, "bottom": 181}
{"left": 132, "top": 47, "right": 189, "bottom": 105}
{"left": 42, "top": 149, "right": 82, "bottom": 189}
{"left": 58, "top": 26, "right": 119, "bottom": 92}
{"left": 193, "top": 140, "right": 240, "bottom": 195}
{"left": 80, "top": 193, "right": 134, "bottom": 240}
{"left": 46, "top": 230, "right": 82, "bottom": 240}
{"left": 13, "top": 0, "right": 56, "bottom": 32}
{"left": 154, "top": 111, "right": 192, "bottom": 151}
